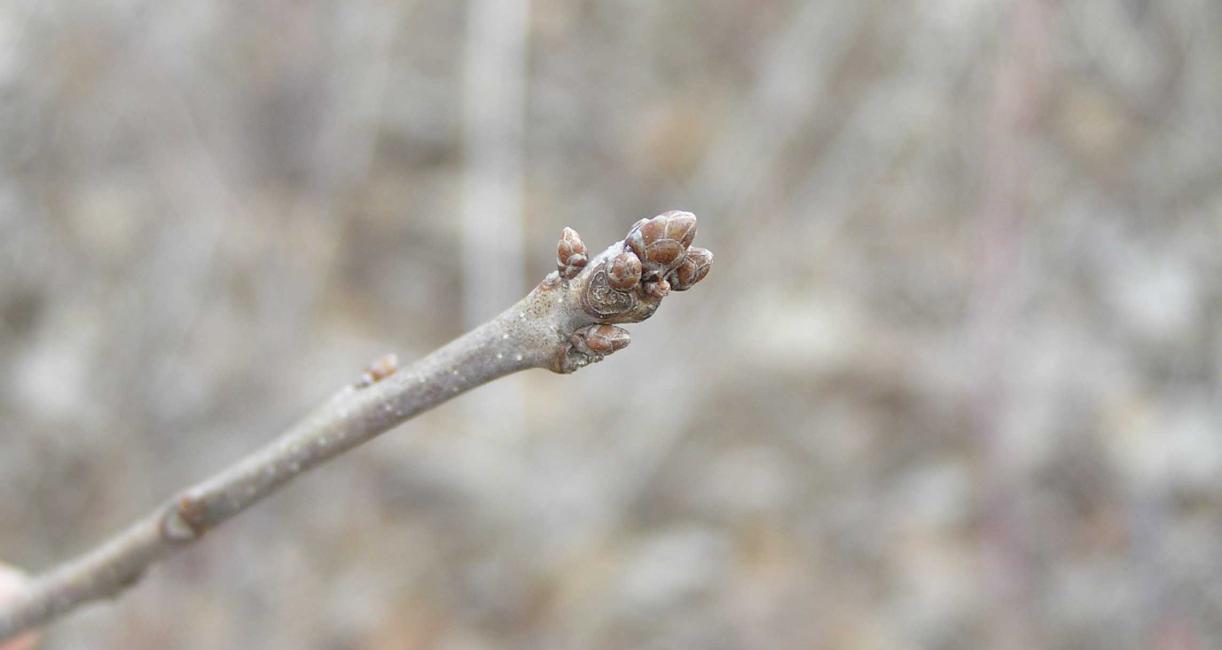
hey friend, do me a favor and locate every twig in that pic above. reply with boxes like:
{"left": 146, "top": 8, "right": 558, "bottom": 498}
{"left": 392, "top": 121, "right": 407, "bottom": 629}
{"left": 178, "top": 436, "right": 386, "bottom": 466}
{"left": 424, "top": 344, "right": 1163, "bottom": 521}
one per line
{"left": 0, "top": 213, "right": 713, "bottom": 642}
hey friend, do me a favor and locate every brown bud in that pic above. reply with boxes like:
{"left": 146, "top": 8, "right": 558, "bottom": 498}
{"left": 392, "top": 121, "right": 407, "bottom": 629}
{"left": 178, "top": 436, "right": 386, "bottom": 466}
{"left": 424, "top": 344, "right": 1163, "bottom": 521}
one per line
{"left": 556, "top": 227, "right": 588, "bottom": 279}
{"left": 607, "top": 250, "right": 643, "bottom": 290}
{"left": 367, "top": 353, "right": 398, "bottom": 383}
{"left": 667, "top": 247, "right": 712, "bottom": 291}
{"left": 355, "top": 353, "right": 399, "bottom": 388}
{"left": 643, "top": 278, "right": 670, "bottom": 300}
{"left": 625, "top": 211, "right": 697, "bottom": 277}
{"left": 558, "top": 323, "right": 634, "bottom": 372}
{"left": 583, "top": 324, "right": 631, "bottom": 356}
{"left": 664, "top": 210, "right": 698, "bottom": 249}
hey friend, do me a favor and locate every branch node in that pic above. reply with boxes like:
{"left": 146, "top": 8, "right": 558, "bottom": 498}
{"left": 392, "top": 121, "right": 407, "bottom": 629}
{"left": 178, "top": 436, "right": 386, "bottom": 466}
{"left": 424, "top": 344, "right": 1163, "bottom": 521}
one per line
{"left": 580, "top": 263, "right": 641, "bottom": 320}
{"left": 161, "top": 493, "right": 209, "bottom": 543}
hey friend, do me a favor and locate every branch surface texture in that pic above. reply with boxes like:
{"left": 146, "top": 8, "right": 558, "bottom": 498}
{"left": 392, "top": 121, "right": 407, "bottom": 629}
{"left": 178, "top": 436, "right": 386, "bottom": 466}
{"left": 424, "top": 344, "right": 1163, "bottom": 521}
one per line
{"left": 0, "top": 212, "right": 712, "bottom": 642}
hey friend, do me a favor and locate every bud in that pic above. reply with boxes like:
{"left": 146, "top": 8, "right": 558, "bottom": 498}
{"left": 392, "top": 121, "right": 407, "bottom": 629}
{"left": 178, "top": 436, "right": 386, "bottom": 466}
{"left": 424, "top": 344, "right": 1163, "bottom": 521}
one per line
{"left": 625, "top": 210, "right": 697, "bottom": 277}
{"left": 357, "top": 353, "right": 399, "bottom": 387}
{"left": 607, "top": 250, "right": 643, "bottom": 291}
{"left": 556, "top": 227, "right": 588, "bottom": 279}
{"left": 583, "top": 324, "right": 631, "bottom": 356}
{"left": 643, "top": 278, "right": 671, "bottom": 301}
{"left": 666, "top": 247, "right": 712, "bottom": 291}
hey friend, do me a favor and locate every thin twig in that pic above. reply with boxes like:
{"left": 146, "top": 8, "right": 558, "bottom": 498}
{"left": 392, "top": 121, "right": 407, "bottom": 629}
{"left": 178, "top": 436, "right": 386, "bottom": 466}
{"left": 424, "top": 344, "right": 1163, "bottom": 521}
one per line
{"left": 0, "top": 213, "right": 713, "bottom": 642}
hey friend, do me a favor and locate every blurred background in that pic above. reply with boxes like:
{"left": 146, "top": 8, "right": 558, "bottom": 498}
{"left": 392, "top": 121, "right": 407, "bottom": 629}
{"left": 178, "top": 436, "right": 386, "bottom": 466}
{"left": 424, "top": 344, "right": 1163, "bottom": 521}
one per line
{"left": 0, "top": 1, "right": 1220, "bottom": 648}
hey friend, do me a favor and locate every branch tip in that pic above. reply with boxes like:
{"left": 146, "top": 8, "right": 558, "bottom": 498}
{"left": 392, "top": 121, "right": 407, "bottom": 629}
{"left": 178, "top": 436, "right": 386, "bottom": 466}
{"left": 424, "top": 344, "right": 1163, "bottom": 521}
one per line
{"left": 553, "top": 209, "right": 710, "bottom": 370}
{"left": 0, "top": 211, "right": 713, "bottom": 641}
{"left": 625, "top": 210, "right": 697, "bottom": 278}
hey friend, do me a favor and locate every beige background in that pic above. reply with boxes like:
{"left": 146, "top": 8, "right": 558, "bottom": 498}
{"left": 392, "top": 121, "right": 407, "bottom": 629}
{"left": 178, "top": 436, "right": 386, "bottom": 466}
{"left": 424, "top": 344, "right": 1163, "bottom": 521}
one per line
{"left": 1, "top": 1, "right": 1220, "bottom": 648}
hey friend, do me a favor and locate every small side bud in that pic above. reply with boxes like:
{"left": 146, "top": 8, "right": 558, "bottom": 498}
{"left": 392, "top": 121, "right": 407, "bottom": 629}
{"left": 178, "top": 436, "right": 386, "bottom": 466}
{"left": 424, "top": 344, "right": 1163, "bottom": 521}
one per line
{"left": 583, "top": 324, "right": 631, "bottom": 355}
{"left": 556, "top": 324, "right": 632, "bottom": 372}
{"left": 162, "top": 493, "right": 209, "bottom": 542}
{"left": 666, "top": 247, "right": 712, "bottom": 291}
{"left": 643, "top": 278, "right": 671, "bottom": 300}
{"left": 356, "top": 353, "right": 399, "bottom": 388}
{"left": 625, "top": 211, "right": 696, "bottom": 278}
{"left": 607, "top": 250, "right": 643, "bottom": 290}
{"left": 557, "top": 227, "right": 589, "bottom": 279}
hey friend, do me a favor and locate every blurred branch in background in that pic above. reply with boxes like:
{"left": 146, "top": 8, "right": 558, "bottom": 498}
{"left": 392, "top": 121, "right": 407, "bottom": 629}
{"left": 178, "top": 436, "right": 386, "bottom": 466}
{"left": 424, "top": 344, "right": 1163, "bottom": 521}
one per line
{"left": 970, "top": 0, "right": 1054, "bottom": 648}
{"left": 461, "top": 0, "right": 529, "bottom": 440}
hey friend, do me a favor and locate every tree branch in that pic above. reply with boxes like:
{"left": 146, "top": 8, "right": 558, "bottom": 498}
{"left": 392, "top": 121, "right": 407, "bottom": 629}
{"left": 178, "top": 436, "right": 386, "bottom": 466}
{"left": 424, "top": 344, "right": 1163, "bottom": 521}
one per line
{"left": 0, "top": 212, "right": 713, "bottom": 642}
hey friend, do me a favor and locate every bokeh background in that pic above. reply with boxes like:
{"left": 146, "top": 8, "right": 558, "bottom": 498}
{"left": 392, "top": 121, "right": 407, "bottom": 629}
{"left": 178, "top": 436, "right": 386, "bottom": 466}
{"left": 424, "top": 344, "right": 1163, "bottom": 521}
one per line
{"left": 1, "top": 1, "right": 1220, "bottom": 648}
